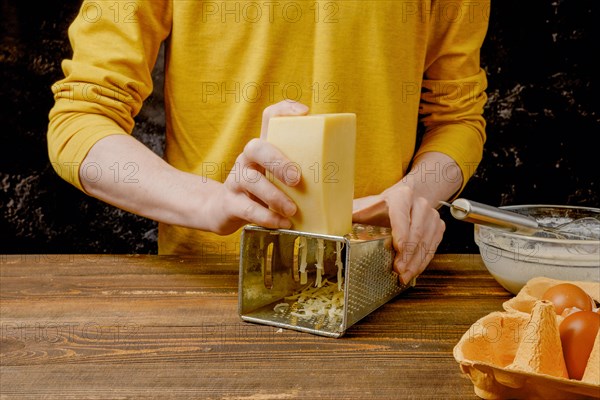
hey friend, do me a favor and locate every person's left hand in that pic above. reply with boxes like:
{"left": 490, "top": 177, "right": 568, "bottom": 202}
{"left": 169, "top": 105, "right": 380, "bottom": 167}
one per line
{"left": 352, "top": 185, "right": 446, "bottom": 284}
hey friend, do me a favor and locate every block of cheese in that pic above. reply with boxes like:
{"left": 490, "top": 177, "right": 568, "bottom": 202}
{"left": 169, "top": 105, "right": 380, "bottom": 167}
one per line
{"left": 266, "top": 113, "right": 356, "bottom": 236}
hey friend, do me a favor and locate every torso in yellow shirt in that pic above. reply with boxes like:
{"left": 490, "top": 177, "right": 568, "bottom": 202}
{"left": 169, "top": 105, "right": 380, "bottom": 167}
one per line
{"left": 48, "top": 1, "right": 489, "bottom": 256}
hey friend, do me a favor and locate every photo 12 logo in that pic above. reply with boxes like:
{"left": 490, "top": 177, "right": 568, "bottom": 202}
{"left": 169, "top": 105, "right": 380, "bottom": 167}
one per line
{"left": 200, "top": 1, "right": 340, "bottom": 24}
{"left": 200, "top": 161, "right": 341, "bottom": 185}
{"left": 200, "top": 81, "right": 339, "bottom": 104}
{"left": 400, "top": 1, "right": 490, "bottom": 23}
{"left": 1, "top": 321, "right": 141, "bottom": 344}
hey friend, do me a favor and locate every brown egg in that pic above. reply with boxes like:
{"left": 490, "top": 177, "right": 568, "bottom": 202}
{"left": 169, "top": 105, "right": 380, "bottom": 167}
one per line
{"left": 541, "top": 283, "right": 594, "bottom": 315}
{"left": 559, "top": 310, "right": 600, "bottom": 380}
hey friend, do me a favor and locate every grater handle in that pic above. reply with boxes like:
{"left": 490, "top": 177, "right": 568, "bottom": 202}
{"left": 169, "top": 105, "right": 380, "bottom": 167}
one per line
{"left": 442, "top": 198, "right": 540, "bottom": 234}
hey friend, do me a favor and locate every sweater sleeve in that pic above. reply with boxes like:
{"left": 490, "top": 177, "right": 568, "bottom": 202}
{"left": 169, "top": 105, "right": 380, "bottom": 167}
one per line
{"left": 415, "top": 0, "right": 490, "bottom": 197}
{"left": 47, "top": 0, "right": 172, "bottom": 191}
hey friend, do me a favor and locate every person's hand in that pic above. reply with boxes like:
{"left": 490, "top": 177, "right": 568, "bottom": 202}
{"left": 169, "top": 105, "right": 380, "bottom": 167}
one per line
{"left": 352, "top": 185, "right": 446, "bottom": 284}
{"left": 209, "top": 100, "right": 310, "bottom": 235}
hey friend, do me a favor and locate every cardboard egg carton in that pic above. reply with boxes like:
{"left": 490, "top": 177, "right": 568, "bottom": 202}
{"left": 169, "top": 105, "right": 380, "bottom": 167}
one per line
{"left": 503, "top": 277, "right": 600, "bottom": 317}
{"left": 454, "top": 277, "right": 600, "bottom": 399}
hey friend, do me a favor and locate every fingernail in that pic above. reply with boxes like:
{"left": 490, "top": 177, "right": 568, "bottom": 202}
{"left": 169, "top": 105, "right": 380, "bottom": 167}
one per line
{"left": 394, "top": 262, "right": 405, "bottom": 283}
{"left": 292, "top": 103, "right": 309, "bottom": 114}
{"left": 400, "top": 271, "right": 413, "bottom": 286}
{"left": 284, "top": 164, "right": 301, "bottom": 185}
{"left": 279, "top": 219, "right": 292, "bottom": 229}
{"left": 284, "top": 201, "right": 297, "bottom": 217}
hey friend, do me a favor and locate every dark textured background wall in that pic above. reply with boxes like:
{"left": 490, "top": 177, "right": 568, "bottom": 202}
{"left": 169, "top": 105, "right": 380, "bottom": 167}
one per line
{"left": 1, "top": 1, "right": 598, "bottom": 255}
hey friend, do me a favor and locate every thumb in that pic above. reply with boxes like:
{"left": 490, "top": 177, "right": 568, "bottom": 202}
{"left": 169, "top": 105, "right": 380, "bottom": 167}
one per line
{"left": 352, "top": 196, "right": 391, "bottom": 227}
{"left": 260, "top": 100, "right": 310, "bottom": 139}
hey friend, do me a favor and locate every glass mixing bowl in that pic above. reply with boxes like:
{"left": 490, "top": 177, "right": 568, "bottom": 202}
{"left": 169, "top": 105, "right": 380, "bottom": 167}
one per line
{"left": 474, "top": 205, "right": 600, "bottom": 295}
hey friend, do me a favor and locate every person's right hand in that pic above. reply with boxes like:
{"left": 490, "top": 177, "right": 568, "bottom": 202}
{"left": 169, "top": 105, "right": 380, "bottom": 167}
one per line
{"left": 208, "top": 100, "right": 310, "bottom": 235}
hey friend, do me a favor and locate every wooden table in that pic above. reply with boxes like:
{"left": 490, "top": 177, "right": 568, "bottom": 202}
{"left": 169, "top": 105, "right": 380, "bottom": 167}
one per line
{"left": 1, "top": 254, "right": 511, "bottom": 399}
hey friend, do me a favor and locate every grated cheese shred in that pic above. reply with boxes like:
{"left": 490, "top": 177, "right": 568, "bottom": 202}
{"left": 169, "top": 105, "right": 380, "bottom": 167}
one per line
{"left": 272, "top": 238, "right": 346, "bottom": 327}
{"left": 280, "top": 279, "right": 344, "bottom": 323}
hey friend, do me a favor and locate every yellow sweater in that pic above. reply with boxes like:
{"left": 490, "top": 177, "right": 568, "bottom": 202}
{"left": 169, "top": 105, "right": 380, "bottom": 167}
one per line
{"left": 48, "top": 0, "right": 489, "bottom": 255}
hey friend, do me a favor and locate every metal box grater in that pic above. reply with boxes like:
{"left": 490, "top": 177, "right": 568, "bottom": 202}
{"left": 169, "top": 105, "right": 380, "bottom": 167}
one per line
{"left": 238, "top": 224, "right": 416, "bottom": 337}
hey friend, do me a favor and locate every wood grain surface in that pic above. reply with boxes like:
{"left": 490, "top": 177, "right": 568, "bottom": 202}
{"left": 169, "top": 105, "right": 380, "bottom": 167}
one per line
{"left": 0, "top": 254, "right": 511, "bottom": 399}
